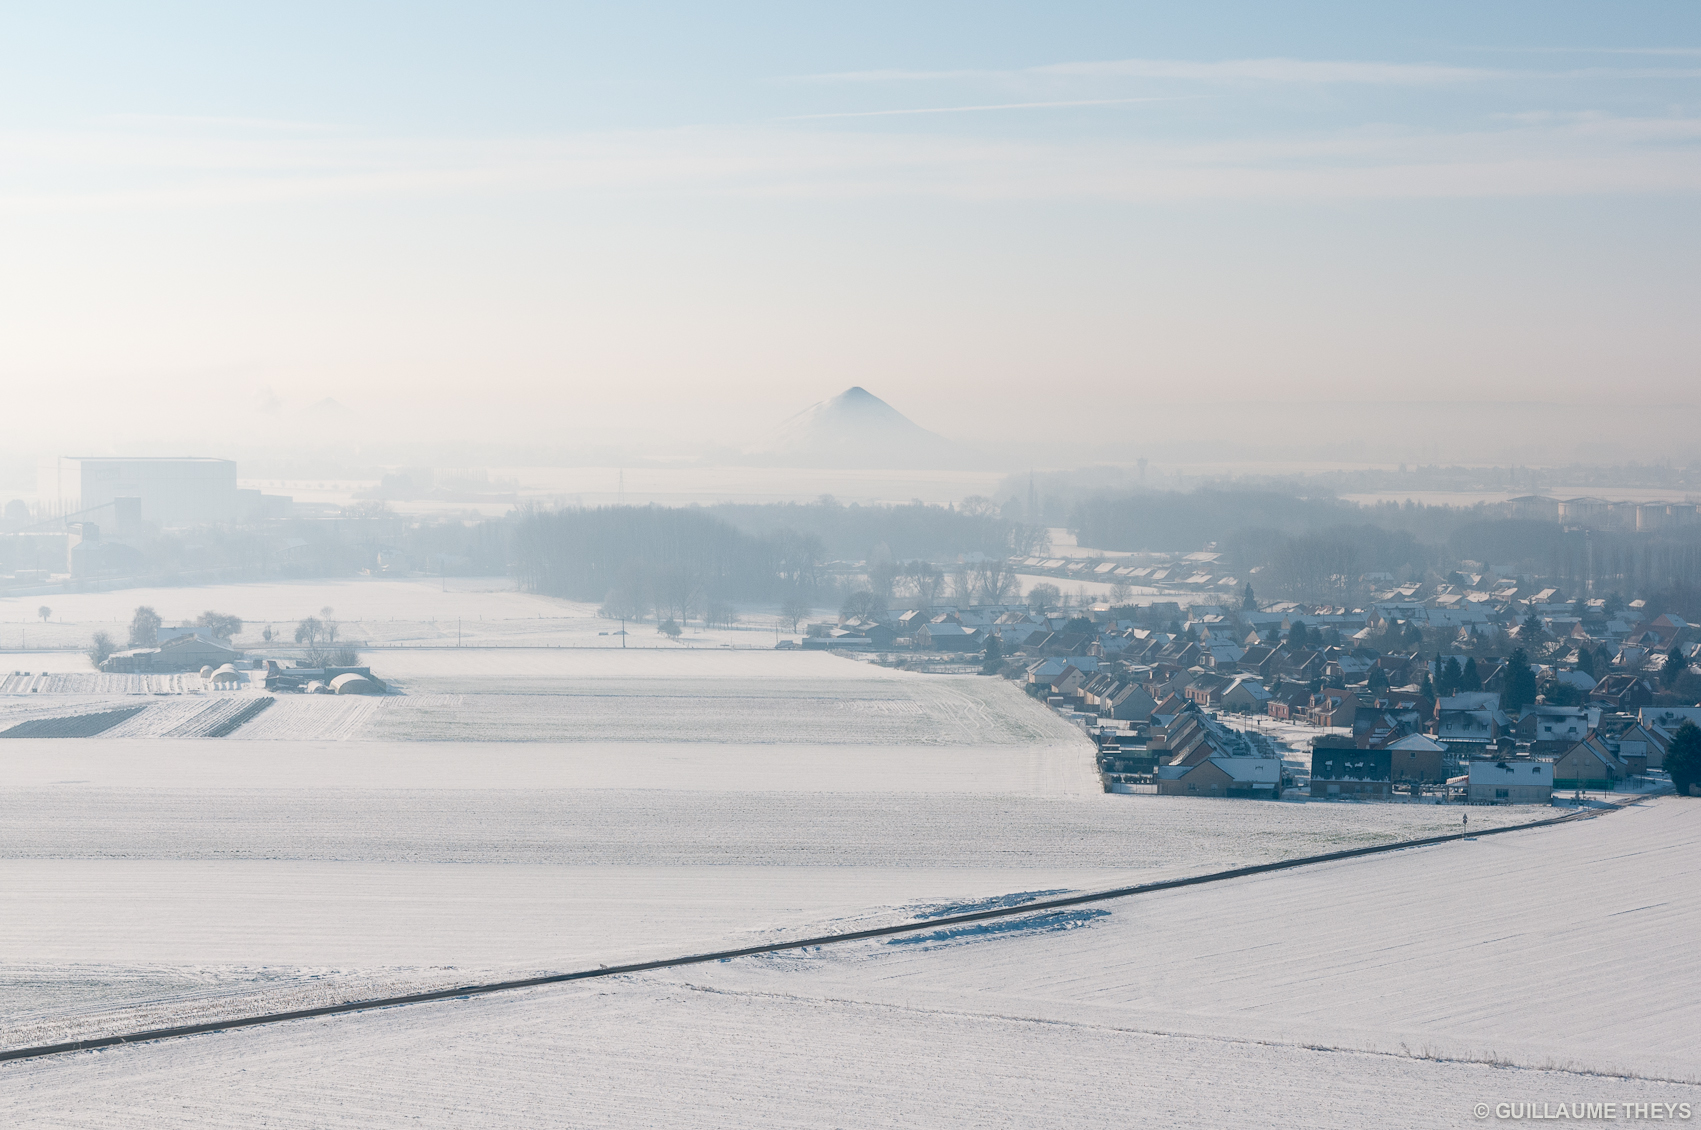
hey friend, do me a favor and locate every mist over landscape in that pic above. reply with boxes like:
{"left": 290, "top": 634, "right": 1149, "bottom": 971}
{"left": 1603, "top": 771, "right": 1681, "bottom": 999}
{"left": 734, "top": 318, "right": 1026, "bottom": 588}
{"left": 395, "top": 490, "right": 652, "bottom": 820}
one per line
{"left": 3, "top": 4, "right": 1700, "bottom": 1128}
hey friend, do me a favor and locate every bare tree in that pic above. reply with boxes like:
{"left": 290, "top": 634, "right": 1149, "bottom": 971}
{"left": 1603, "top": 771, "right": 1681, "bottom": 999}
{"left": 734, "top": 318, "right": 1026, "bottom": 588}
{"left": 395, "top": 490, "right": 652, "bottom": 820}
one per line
{"left": 950, "top": 565, "right": 972, "bottom": 605}
{"left": 840, "top": 590, "right": 881, "bottom": 622}
{"left": 1009, "top": 524, "right": 1051, "bottom": 557}
{"left": 87, "top": 631, "right": 115, "bottom": 667}
{"left": 196, "top": 611, "right": 243, "bottom": 641}
{"left": 969, "top": 558, "right": 1021, "bottom": 605}
{"left": 707, "top": 599, "right": 737, "bottom": 630}
{"left": 913, "top": 563, "right": 946, "bottom": 606}
{"left": 781, "top": 595, "right": 811, "bottom": 632}
{"left": 1027, "top": 583, "right": 1061, "bottom": 614}
{"left": 127, "top": 606, "right": 162, "bottom": 648}
{"left": 867, "top": 560, "right": 897, "bottom": 602}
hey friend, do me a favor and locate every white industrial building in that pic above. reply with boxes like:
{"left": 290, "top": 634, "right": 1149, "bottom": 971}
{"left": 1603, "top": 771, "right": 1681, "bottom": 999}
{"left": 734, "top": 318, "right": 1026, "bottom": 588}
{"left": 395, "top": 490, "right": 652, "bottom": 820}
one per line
{"left": 39, "top": 457, "right": 289, "bottom": 528}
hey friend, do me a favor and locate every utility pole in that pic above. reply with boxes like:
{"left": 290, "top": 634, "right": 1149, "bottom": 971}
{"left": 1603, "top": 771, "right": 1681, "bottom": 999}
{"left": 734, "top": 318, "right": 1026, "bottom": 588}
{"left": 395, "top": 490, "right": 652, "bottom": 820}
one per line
{"left": 621, "top": 615, "right": 626, "bottom": 648}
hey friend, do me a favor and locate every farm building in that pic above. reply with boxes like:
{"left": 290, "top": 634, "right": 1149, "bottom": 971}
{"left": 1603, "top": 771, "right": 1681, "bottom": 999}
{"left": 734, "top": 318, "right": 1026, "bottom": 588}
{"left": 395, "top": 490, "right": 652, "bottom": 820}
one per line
{"left": 102, "top": 634, "right": 242, "bottom": 674}
{"left": 328, "top": 673, "right": 380, "bottom": 695}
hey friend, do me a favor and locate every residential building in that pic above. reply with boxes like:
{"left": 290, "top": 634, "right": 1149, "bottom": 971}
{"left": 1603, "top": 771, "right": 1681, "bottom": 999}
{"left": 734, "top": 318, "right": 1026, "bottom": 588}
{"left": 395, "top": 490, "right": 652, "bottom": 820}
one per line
{"left": 1515, "top": 705, "right": 1594, "bottom": 753}
{"left": 1385, "top": 733, "right": 1449, "bottom": 783}
{"left": 1550, "top": 735, "right": 1631, "bottom": 790}
{"left": 1468, "top": 760, "right": 1554, "bottom": 805}
{"left": 1309, "top": 739, "right": 1392, "bottom": 798}
{"left": 1590, "top": 673, "right": 1655, "bottom": 710}
{"left": 1156, "top": 756, "right": 1281, "bottom": 798}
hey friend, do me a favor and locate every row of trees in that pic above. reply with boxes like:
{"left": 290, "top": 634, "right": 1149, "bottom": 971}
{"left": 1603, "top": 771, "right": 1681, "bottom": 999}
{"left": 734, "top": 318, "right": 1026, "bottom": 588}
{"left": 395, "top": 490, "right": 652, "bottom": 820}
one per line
{"left": 86, "top": 605, "right": 357, "bottom": 667}
{"left": 1062, "top": 485, "right": 1701, "bottom": 606}
{"left": 706, "top": 497, "right": 1042, "bottom": 563}
{"left": 512, "top": 504, "right": 1048, "bottom": 625}
{"left": 513, "top": 507, "right": 815, "bottom": 624}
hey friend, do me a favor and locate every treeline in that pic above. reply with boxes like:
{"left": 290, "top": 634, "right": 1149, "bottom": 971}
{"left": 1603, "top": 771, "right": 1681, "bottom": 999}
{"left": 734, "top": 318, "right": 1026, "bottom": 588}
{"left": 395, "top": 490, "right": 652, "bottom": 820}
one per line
{"left": 1070, "top": 490, "right": 1360, "bottom": 552}
{"left": 0, "top": 514, "right": 511, "bottom": 588}
{"left": 511, "top": 506, "right": 829, "bottom": 622}
{"left": 705, "top": 497, "right": 1040, "bottom": 562}
{"left": 1067, "top": 486, "right": 1701, "bottom": 605}
{"left": 509, "top": 501, "right": 1046, "bottom": 619}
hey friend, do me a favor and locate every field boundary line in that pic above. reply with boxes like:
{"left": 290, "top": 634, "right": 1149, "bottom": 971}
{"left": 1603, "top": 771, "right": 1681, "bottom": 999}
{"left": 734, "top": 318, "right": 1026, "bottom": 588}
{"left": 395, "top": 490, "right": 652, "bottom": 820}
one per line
{"left": 0, "top": 804, "right": 1611, "bottom": 1065}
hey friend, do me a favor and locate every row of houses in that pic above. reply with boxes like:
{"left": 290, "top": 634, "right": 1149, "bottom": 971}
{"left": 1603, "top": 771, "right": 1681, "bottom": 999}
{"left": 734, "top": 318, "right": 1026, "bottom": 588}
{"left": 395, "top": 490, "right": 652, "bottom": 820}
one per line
{"left": 1011, "top": 550, "right": 1237, "bottom": 595}
{"left": 1305, "top": 705, "right": 1691, "bottom": 802}
{"left": 1503, "top": 495, "right": 1700, "bottom": 532}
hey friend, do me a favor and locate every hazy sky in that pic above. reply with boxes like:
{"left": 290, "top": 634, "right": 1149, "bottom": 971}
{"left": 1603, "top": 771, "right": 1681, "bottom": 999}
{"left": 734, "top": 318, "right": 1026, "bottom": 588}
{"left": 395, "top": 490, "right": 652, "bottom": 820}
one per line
{"left": 3, "top": 2, "right": 1699, "bottom": 458}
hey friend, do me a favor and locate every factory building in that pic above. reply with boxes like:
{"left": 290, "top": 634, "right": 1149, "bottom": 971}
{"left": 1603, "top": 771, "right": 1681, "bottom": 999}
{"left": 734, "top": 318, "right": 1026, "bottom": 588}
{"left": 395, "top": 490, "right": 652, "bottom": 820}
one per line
{"left": 39, "top": 457, "right": 290, "bottom": 529}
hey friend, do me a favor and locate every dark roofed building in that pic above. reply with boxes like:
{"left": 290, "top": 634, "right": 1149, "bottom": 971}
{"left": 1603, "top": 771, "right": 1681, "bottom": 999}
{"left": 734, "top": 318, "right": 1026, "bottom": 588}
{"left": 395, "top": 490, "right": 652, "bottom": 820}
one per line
{"left": 1309, "top": 738, "right": 1392, "bottom": 798}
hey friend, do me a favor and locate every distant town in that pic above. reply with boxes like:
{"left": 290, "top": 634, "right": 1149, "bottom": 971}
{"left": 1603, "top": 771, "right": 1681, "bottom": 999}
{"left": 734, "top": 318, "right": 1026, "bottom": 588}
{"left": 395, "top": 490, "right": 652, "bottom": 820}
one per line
{"left": 808, "top": 571, "right": 1700, "bottom": 806}
{"left": 3, "top": 453, "right": 1698, "bottom": 803}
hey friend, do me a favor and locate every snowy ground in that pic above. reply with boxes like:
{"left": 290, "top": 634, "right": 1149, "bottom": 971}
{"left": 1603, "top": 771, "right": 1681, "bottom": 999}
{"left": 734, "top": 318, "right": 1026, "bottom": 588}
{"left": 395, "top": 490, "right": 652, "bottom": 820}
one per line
{"left": 0, "top": 727, "right": 1539, "bottom": 1052}
{"left": 0, "top": 651, "right": 1084, "bottom": 750}
{"left": 692, "top": 797, "right": 1700, "bottom": 1080}
{"left": 2, "top": 799, "right": 1693, "bottom": 1128}
{"left": 3, "top": 608, "right": 1684, "bottom": 1127}
{"left": 0, "top": 576, "right": 813, "bottom": 653}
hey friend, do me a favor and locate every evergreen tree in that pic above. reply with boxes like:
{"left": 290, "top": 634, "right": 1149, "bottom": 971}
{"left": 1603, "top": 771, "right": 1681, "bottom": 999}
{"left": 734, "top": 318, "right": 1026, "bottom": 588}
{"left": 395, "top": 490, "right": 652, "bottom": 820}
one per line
{"left": 1459, "top": 657, "right": 1482, "bottom": 693}
{"left": 1667, "top": 722, "right": 1701, "bottom": 797}
{"left": 1440, "top": 656, "right": 1464, "bottom": 696}
{"left": 981, "top": 634, "right": 1004, "bottom": 675}
{"left": 1289, "top": 621, "right": 1308, "bottom": 649}
{"left": 1661, "top": 646, "right": 1685, "bottom": 688}
{"left": 1504, "top": 648, "right": 1538, "bottom": 712}
{"left": 1576, "top": 647, "right": 1596, "bottom": 679}
{"left": 1242, "top": 583, "right": 1257, "bottom": 611}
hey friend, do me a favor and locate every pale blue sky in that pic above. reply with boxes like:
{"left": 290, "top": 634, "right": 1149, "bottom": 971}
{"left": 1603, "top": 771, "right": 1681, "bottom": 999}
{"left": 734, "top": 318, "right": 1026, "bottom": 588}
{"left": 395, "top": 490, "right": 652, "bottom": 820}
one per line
{"left": 2, "top": 3, "right": 1698, "bottom": 454}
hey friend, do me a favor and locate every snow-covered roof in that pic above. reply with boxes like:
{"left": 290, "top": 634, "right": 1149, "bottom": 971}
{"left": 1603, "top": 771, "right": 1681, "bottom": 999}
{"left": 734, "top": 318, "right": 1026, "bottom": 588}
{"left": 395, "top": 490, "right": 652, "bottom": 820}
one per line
{"left": 1210, "top": 757, "right": 1281, "bottom": 784}
{"left": 1385, "top": 734, "right": 1447, "bottom": 752}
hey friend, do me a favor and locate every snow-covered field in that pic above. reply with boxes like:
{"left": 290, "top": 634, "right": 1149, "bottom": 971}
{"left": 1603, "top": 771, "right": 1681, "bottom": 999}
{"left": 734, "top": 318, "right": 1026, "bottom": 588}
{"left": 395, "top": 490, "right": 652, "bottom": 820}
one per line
{"left": 0, "top": 651, "right": 1082, "bottom": 748}
{"left": 0, "top": 762, "right": 1542, "bottom": 1052}
{"left": 3, "top": 799, "right": 1694, "bottom": 1128}
{"left": 3, "top": 617, "right": 1685, "bottom": 1127}
{"left": 694, "top": 797, "right": 1700, "bottom": 1080}
{"left": 0, "top": 577, "right": 814, "bottom": 652}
